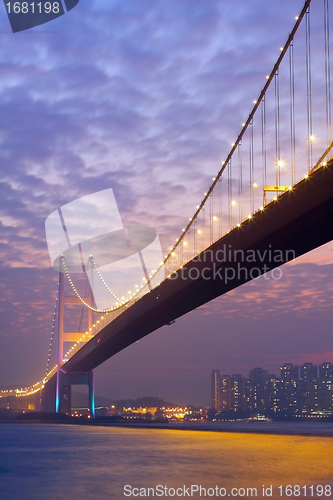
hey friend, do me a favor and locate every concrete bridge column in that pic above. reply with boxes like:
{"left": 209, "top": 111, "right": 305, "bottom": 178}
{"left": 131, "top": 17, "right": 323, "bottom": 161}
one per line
{"left": 57, "top": 371, "right": 95, "bottom": 416}
{"left": 55, "top": 263, "right": 95, "bottom": 416}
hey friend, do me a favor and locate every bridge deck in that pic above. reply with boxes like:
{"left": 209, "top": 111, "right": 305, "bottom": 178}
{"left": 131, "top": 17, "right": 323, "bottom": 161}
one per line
{"left": 61, "top": 161, "right": 333, "bottom": 374}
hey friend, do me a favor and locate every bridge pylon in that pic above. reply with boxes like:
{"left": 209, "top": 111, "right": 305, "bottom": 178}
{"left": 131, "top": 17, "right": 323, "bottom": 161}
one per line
{"left": 56, "top": 260, "right": 95, "bottom": 417}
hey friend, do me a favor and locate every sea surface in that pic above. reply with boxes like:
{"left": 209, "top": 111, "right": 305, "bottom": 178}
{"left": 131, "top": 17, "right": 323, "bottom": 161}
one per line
{"left": 0, "top": 422, "right": 333, "bottom": 500}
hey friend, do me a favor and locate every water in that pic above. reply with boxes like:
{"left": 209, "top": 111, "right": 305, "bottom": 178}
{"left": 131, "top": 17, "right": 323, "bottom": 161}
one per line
{"left": 0, "top": 423, "right": 333, "bottom": 499}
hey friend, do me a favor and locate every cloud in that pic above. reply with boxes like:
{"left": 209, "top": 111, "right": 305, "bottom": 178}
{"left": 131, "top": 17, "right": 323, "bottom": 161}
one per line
{"left": 197, "top": 262, "right": 333, "bottom": 320}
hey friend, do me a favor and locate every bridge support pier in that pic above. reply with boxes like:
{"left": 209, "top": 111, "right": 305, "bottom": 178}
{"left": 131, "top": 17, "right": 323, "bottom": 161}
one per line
{"left": 55, "top": 263, "right": 95, "bottom": 416}
{"left": 56, "top": 370, "right": 95, "bottom": 417}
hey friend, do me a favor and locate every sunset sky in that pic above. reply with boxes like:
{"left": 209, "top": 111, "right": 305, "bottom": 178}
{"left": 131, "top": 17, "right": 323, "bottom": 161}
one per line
{"left": 1, "top": 0, "right": 333, "bottom": 406}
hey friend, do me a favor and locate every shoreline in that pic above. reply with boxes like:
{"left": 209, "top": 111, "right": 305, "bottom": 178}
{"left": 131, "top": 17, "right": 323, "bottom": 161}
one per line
{"left": 2, "top": 418, "right": 333, "bottom": 437}
{"left": 89, "top": 420, "right": 333, "bottom": 437}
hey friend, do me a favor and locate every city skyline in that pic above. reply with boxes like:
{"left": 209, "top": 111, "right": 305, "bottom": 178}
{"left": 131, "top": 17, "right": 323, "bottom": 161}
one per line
{"left": 211, "top": 361, "right": 333, "bottom": 416}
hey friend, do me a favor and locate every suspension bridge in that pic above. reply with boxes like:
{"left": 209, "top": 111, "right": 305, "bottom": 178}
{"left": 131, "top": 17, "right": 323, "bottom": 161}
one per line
{"left": 1, "top": 0, "right": 333, "bottom": 415}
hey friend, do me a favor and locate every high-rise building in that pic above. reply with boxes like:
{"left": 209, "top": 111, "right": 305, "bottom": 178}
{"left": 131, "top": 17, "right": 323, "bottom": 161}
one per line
{"left": 319, "top": 362, "right": 333, "bottom": 380}
{"left": 281, "top": 379, "right": 299, "bottom": 414}
{"left": 230, "top": 374, "right": 245, "bottom": 411}
{"left": 318, "top": 363, "right": 333, "bottom": 412}
{"left": 298, "top": 363, "right": 319, "bottom": 413}
{"left": 211, "top": 370, "right": 221, "bottom": 411}
{"left": 220, "top": 375, "right": 231, "bottom": 412}
{"left": 300, "top": 363, "right": 317, "bottom": 381}
{"left": 246, "top": 367, "right": 269, "bottom": 413}
{"left": 265, "top": 375, "right": 282, "bottom": 414}
{"left": 319, "top": 380, "right": 333, "bottom": 412}
{"left": 280, "top": 363, "right": 299, "bottom": 381}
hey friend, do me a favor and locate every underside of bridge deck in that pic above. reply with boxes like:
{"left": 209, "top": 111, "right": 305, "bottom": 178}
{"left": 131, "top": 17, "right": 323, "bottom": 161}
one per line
{"left": 53, "top": 160, "right": 333, "bottom": 375}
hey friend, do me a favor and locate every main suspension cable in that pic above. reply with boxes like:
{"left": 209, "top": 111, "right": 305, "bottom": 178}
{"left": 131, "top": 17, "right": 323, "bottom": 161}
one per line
{"left": 44, "top": 281, "right": 59, "bottom": 379}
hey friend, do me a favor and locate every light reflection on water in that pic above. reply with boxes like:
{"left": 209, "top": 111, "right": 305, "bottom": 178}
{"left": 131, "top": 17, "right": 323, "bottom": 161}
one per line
{"left": 0, "top": 424, "right": 332, "bottom": 499}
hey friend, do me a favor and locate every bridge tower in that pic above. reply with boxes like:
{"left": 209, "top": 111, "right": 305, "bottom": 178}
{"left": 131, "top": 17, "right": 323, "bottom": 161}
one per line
{"left": 56, "top": 261, "right": 95, "bottom": 417}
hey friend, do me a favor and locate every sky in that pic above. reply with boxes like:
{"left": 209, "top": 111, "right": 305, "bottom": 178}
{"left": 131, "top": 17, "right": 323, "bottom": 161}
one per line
{"left": 1, "top": 0, "right": 333, "bottom": 407}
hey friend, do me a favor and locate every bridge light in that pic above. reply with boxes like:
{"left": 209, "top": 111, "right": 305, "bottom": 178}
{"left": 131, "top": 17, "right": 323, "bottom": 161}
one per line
{"left": 277, "top": 159, "right": 285, "bottom": 168}
{"left": 309, "top": 134, "right": 315, "bottom": 141}
{"left": 260, "top": 206, "right": 264, "bottom": 211}
{"left": 242, "top": 123, "right": 245, "bottom": 127}
{"left": 231, "top": 200, "right": 236, "bottom": 206}
{"left": 197, "top": 229, "right": 202, "bottom": 234}
{"left": 304, "top": 174, "right": 308, "bottom": 179}
{"left": 248, "top": 214, "right": 252, "bottom": 219}
{"left": 237, "top": 223, "right": 241, "bottom": 227}
{"left": 212, "top": 216, "right": 217, "bottom": 220}
{"left": 253, "top": 183, "right": 258, "bottom": 188}
{"left": 183, "top": 241, "right": 188, "bottom": 246}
